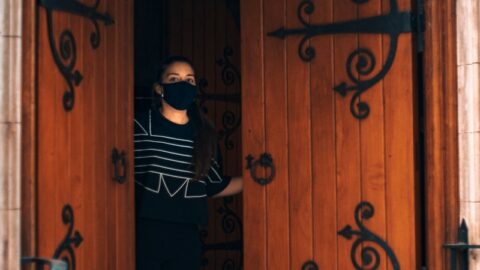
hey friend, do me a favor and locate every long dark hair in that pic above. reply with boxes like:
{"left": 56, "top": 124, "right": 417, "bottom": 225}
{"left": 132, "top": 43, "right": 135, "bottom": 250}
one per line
{"left": 152, "top": 55, "right": 218, "bottom": 180}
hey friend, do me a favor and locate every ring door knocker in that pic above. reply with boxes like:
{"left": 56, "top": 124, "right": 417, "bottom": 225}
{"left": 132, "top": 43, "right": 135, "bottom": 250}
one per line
{"left": 111, "top": 148, "right": 127, "bottom": 184}
{"left": 245, "top": 152, "right": 275, "bottom": 186}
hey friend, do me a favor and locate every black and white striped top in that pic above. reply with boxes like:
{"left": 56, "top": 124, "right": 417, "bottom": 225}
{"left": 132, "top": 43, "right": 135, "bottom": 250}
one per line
{"left": 134, "top": 109, "right": 231, "bottom": 225}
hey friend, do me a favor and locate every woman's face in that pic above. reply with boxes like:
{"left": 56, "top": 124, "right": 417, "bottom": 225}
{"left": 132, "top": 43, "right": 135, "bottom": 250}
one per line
{"left": 161, "top": 61, "right": 196, "bottom": 86}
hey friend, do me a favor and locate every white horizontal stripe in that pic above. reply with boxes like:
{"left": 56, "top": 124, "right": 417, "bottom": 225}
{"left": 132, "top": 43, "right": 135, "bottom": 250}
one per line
{"left": 135, "top": 170, "right": 190, "bottom": 180}
{"left": 134, "top": 139, "right": 193, "bottom": 149}
{"left": 150, "top": 133, "right": 193, "bottom": 143}
{"left": 135, "top": 164, "right": 195, "bottom": 175}
{"left": 134, "top": 148, "right": 192, "bottom": 158}
{"left": 135, "top": 155, "right": 192, "bottom": 165}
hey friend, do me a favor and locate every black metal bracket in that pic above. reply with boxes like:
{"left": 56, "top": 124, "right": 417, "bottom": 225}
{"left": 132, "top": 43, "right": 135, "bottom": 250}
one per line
{"left": 53, "top": 204, "right": 84, "bottom": 270}
{"left": 302, "top": 260, "right": 319, "bottom": 270}
{"left": 443, "top": 219, "right": 480, "bottom": 270}
{"left": 200, "top": 196, "right": 243, "bottom": 269}
{"left": 198, "top": 46, "right": 242, "bottom": 151}
{"left": 111, "top": 148, "right": 127, "bottom": 184}
{"left": 38, "top": 0, "right": 114, "bottom": 111}
{"left": 338, "top": 201, "right": 400, "bottom": 270}
{"left": 21, "top": 257, "right": 68, "bottom": 270}
{"left": 246, "top": 153, "right": 276, "bottom": 186}
{"left": 268, "top": 0, "right": 424, "bottom": 120}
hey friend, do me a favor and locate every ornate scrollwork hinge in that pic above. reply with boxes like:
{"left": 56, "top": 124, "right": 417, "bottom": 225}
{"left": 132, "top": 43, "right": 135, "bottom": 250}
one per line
{"left": 267, "top": 0, "right": 424, "bottom": 120}
{"left": 53, "top": 204, "right": 84, "bottom": 270}
{"left": 39, "top": 0, "right": 114, "bottom": 111}
{"left": 338, "top": 201, "right": 400, "bottom": 270}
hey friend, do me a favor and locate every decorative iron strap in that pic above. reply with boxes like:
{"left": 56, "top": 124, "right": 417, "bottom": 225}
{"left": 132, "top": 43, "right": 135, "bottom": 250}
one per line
{"left": 53, "top": 204, "right": 84, "bottom": 270}
{"left": 39, "top": 0, "right": 114, "bottom": 111}
{"left": 200, "top": 196, "right": 243, "bottom": 270}
{"left": 198, "top": 46, "right": 242, "bottom": 150}
{"left": 338, "top": 201, "right": 400, "bottom": 270}
{"left": 302, "top": 260, "right": 319, "bottom": 270}
{"left": 268, "top": 0, "right": 424, "bottom": 119}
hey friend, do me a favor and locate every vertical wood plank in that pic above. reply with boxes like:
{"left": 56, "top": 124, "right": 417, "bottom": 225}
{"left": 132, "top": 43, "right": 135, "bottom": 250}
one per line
{"left": 21, "top": 0, "right": 37, "bottom": 266}
{"left": 167, "top": 0, "right": 183, "bottom": 55}
{"left": 285, "top": 0, "right": 313, "bottom": 268}
{"left": 384, "top": 0, "right": 419, "bottom": 268}
{"left": 240, "top": 0, "right": 267, "bottom": 268}
{"left": 264, "top": 0, "right": 290, "bottom": 268}
{"left": 182, "top": 0, "right": 193, "bottom": 59}
{"left": 424, "top": 0, "right": 459, "bottom": 268}
{"left": 69, "top": 6, "right": 84, "bottom": 268}
{"left": 81, "top": 2, "right": 96, "bottom": 267}
{"left": 203, "top": 0, "right": 217, "bottom": 267}
{"left": 124, "top": 0, "right": 136, "bottom": 268}
{"left": 359, "top": 0, "right": 387, "bottom": 269}
{"left": 333, "top": 1, "right": 361, "bottom": 269}
{"left": 310, "top": 0, "right": 337, "bottom": 268}
{"left": 105, "top": 0, "right": 117, "bottom": 269}
{"left": 37, "top": 4, "right": 58, "bottom": 259}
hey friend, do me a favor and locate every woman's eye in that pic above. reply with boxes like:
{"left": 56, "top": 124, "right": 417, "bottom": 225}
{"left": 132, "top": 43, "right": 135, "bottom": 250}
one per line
{"left": 169, "top": 77, "right": 179, "bottom": 82}
{"left": 186, "top": 78, "right": 195, "bottom": 84}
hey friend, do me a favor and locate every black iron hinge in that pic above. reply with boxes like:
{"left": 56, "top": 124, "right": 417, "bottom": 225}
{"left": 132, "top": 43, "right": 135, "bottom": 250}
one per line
{"left": 267, "top": 0, "right": 427, "bottom": 120}
{"left": 414, "top": 0, "right": 426, "bottom": 53}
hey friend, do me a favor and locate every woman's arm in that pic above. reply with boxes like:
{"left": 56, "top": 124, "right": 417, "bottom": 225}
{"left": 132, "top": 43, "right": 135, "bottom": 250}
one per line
{"left": 212, "top": 176, "right": 243, "bottom": 198}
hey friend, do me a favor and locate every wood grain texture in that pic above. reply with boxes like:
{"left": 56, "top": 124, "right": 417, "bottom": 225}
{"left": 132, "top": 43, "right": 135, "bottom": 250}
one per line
{"left": 36, "top": 1, "right": 135, "bottom": 269}
{"left": 264, "top": 0, "right": 290, "bottom": 268}
{"left": 21, "top": 0, "right": 37, "bottom": 268}
{"left": 310, "top": 0, "right": 337, "bottom": 268}
{"left": 424, "top": 0, "right": 460, "bottom": 268}
{"left": 240, "top": 0, "right": 267, "bottom": 268}
{"left": 241, "top": 0, "right": 423, "bottom": 269}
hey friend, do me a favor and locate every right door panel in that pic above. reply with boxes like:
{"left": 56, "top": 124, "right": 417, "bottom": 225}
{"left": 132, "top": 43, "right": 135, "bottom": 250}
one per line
{"left": 241, "top": 0, "right": 420, "bottom": 269}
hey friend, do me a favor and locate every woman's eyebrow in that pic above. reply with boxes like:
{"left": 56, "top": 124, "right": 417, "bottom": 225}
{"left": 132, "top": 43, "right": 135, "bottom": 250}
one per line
{"left": 166, "top": 72, "right": 179, "bottom": 76}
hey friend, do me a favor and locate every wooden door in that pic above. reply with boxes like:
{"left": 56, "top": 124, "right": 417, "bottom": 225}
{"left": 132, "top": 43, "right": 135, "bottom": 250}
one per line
{"left": 241, "top": 0, "right": 420, "bottom": 269}
{"left": 36, "top": 0, "right": 134, "bottom": 269}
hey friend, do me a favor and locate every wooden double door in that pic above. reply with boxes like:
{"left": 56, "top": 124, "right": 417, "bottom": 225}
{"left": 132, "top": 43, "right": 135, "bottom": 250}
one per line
{"left": 35, "top": 0, "right": 422, "bottom": 269}
{"left": 240, "top": 0, "right": 422, "bottom": 269}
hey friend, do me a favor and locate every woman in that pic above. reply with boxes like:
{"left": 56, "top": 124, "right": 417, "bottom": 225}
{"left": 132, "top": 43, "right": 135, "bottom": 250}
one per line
{"left": 134, "top": 55, "right": 243, "bottom": 269}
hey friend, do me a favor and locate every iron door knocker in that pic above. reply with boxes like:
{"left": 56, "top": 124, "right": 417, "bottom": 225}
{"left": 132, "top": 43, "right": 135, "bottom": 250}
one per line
{"left": 111, "top": 148, "right": 127, "bottom": 184}
{"left": 245, "top": 152, "right": 275, "bottom": 186}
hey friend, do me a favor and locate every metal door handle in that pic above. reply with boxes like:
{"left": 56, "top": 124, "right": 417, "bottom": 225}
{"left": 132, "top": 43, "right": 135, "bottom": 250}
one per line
{"left": 111, "top": 148, "right": 127, "bottom": 184}
{"left": 245, "top": 152, "right": 275, "bottom": 186}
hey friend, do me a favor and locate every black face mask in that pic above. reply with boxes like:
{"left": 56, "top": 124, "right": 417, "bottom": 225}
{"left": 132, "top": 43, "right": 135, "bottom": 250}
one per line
{"left": 161, "top": 81, "right": 197, "bottom": 110}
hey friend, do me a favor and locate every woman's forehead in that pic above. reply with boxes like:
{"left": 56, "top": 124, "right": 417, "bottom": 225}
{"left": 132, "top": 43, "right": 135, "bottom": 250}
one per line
{"left": 164, "top": 62, "right": 195, "bottom": 76}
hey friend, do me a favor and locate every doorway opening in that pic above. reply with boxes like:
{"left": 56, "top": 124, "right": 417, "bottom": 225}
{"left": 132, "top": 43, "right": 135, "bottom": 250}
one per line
{"left": 133, "top": 0, "right": 244, "bottom": 269}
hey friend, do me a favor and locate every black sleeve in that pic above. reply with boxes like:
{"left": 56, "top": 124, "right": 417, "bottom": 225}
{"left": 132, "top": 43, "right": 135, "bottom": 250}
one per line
{"left": 205, "top": 145, "right": 232, "bottom": 197}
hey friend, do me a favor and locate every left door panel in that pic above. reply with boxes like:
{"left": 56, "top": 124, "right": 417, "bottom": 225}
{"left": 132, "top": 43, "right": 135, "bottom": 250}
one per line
{"left": 36, "top": 1, "right": 134, "bottom": 269}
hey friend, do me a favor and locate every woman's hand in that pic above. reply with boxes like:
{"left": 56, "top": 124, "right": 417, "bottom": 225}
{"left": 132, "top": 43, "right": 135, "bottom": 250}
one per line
{"left": 212, "top": 176, "right": 243, "bottom": 198}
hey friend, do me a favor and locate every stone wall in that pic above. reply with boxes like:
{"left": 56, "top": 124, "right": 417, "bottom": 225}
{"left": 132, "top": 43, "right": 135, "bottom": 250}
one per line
{"left": 0, "top": 1, "right": 22, "bottom": 269}
{"left": 457, "top": 0, "right": 480, "bottom": 268}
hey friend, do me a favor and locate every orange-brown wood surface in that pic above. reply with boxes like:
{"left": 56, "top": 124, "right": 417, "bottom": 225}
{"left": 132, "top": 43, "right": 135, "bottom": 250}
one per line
{"left": 423, "top": 0, "right": 460, "bottom": 268}
{"left": 240, "top": 0, "right": 421, "bottom": 269}
{"left": 36, "top": 1, "right": 135, "bottom": 269}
